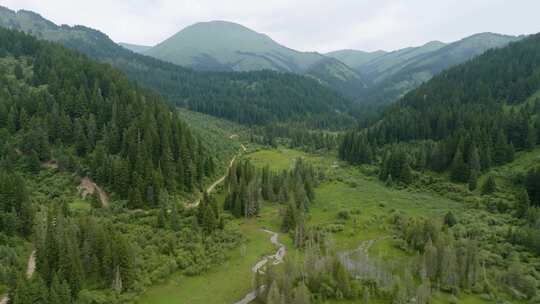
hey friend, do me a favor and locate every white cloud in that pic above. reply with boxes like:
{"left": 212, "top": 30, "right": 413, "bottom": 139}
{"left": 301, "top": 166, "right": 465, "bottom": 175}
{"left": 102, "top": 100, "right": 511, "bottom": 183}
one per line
{"left": 0, "top": 0, "right": 539, "bottom": 52}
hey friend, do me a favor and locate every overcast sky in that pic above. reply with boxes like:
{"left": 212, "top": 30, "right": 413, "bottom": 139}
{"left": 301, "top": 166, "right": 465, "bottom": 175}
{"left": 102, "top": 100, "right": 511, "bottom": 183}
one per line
{"left": 1, "top": 0, "right": 539, "bottom": 53}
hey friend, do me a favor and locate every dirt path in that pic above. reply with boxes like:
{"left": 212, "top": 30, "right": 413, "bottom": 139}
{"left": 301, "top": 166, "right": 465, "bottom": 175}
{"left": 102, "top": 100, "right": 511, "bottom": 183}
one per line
{"left": 187, "top": 143, "right": 247, "bottom": 208}
{"left": 26, "top": 251, "right": 36, "bottom": 279}
{"left": 233, "top": 229, "right": 286, "bottom": 304}
{"left": 77, "top": 177, "right": 109, "bottom": 208}
{"left": 0, "top": 250, "right": 36, "bottom": 304}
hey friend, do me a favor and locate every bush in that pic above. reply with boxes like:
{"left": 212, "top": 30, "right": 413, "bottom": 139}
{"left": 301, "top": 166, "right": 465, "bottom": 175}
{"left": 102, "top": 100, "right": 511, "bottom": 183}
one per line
{"left": 337, "top": 210, "right": 350, "bottom": 220}
{"left": 324, "top": 224, "right": 345, "bottom": 233}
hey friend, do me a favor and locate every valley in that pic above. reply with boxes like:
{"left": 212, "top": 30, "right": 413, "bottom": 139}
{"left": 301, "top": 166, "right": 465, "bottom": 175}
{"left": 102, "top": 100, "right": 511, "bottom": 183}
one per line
{"left": 135, "top": 142, "right": 540, "bottom": 304}
{"left": 0, "top": 3, "right": 539, "bottom": 304}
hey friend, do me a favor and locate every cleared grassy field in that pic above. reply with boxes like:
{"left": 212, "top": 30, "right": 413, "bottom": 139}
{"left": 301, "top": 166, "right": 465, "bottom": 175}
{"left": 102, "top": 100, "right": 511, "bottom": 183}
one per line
{"left": 245, "top": 147, "right": 310, "bottom": 171}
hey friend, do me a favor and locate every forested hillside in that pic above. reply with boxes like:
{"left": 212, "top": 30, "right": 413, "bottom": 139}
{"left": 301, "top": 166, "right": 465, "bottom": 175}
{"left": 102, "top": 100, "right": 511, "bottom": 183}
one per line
{"left": 0, "top": 7, "right": 355, "bottom": 128}
{"left": 341, "top": 33, "right": 540, "bottom": 172}
{"left": 0, "top": 26, "right": 244, "bottom": 304}
{"left": 0, "top": 27, "right": 215, "bottom": 208}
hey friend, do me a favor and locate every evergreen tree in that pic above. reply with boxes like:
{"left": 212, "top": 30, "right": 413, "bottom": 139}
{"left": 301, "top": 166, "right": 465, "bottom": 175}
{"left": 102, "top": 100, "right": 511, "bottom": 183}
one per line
{"left": 481, "top": 175, "right": 497, "bottom": 195}
{"left": 515, "top": 189, "right": 531, "bottom": 218}
{"left": 468, "top": 170, "right": 478, "bottom": 191}
{"left": 292, "top": 282, "right": 311, "bottom": 304}
{"left": 267, "top": 281, "right": 282, "bottom": 304}
{"left": 49, "top": 273, "right": 71, "bottom": 304}
{"left": 450, "top": 148, "right": 468, "bottom": 183}
{"left": 444, "top": 211, "right": 457, "bottom": 227}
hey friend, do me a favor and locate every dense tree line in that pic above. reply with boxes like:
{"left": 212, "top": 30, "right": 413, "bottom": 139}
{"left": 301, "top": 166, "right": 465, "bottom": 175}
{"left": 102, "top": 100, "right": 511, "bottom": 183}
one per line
{"left": 251, "top": 124, "right": 340, "bottom": 152}
{"left": 255, "top": 247, "right": 359, "bottom": 304}
{"left": 393, "top": 213, "right": 538, "bottom": 301}
{"left": 0, "top": 27, "right": 214, "bottom": 208}
{"left": 0, "top": 171, "right": 33, "bottom": 237}
{"left": 223, "top": 158, "right": 317, "bottom": 234}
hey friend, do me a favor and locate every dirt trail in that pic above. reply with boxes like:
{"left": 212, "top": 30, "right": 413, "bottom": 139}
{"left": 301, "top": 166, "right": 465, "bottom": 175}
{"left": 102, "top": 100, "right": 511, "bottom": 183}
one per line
{"left": 233, "top": 230, "right": 286, "bottom": 304}
{"left": 187, "top": 143, "right": 247, "bottom": 208}
{"left": 0, "top": 250, "right": 36, "bottom": 304}
{"left": 26, "top": 251, "right": 36, "bottom": 279}
{"left": 77, "top": 177, "right": 109, "bottom": 208}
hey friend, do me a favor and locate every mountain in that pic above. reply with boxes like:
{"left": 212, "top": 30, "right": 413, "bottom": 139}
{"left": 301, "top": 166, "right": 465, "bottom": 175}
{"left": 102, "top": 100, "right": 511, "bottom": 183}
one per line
{"left": 0, "top": 6, "right": 355, "bottom": 128}
{"left": 142, "top": 20, "right": 366, "bottom": 97}
{"left": 119, "top": 42, "right": 152, "bottom": 53}
{"left": 325, "top": 49, "right": 387, "bottom": 69}
{"left": 145, "top": 20, "right": 323, "bottom": 72}
{"left": 328, "top": 34, "right": 520, "bottom": 103}
{"left": 361, "top": 33, "right": 521, "bottom": 103}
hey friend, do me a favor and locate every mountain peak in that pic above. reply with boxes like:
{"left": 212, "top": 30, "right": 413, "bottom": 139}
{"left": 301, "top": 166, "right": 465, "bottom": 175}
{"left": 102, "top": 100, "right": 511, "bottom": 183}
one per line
{"left": 146, "top": 19, "right": 322, "bottom": 72}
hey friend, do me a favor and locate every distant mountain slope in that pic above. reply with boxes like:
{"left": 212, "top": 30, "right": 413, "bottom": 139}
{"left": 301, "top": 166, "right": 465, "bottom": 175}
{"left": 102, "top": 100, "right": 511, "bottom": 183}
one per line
{"left": 119, "top": 42, "right": 152, "bottom": 53}
{"left": 369, "top": 32, "right": 540, "bottom": 146}
{"left": 0, "top": 6, "right": 355, "bottom": 128}
{"left": 143, "top": 20, "right": 366, "bottom": 97}
{"left": 360, "top": 33, "right": 521, "bottom": 103}
{"left": 328, "top": 34, "right": 520, "bottom": 104}
{"left": 325, "top": 49, "right": 387, "bottom": 70}
{"left": 358, "top": 41, "right": 447, "bottom": 83}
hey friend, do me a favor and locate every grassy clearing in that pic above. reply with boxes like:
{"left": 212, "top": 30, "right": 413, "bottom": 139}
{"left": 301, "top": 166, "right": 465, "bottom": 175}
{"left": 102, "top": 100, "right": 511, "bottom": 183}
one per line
{"left": 245, "top": 147, "right": 311, "bottom": 171}
{"left": 246, "top": 147, "right": 466, "bottom": 253}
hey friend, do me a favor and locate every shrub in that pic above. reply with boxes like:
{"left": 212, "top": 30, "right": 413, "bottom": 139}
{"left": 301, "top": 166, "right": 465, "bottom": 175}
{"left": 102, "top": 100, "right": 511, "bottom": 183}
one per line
{"left": 337, "top": 210, "right": 350, "bottom": 220}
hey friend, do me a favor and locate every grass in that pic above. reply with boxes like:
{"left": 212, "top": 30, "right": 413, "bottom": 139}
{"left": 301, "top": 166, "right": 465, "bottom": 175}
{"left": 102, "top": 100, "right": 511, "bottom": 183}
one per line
{"left": 70, "top": 197, "right": 92, "bottom": 211}
{"left": 138, "top": 214, "right": 275, "bottom": 304}
{"left": 246, "top": 147, "right": 466, "bottom": 252}
{"left": 244, "top": 147, "right": 312, "bottom": 171}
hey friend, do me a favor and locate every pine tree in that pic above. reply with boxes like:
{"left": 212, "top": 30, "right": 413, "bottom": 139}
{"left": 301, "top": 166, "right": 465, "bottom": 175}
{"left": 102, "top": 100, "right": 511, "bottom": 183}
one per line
{"left": 14, "top": 63, "right": 24, "bottom": 80}
{"left": 450, "top": 148, "right": 468, "bottom": 183}
{"left": 292, "top": 282, "right": 311, "bottom": 304}
{"left": 49, "top": 273, "right": 71, "bottom": 304}
{"left": 444, "top": 211, "right": 457, "bottom": 227}
{"left": 281, "top": 201, "right": 297, "bottom": 233}
{"left": 481, "top": 175, "right": 497, "bottom": 195}
{"left": 515, "top": 189, "right": 531, "bottom": 218}
{"left": 333, "top": 258, "right": 352, "bottom": 298}
{"left": 423, "top": 238, "right": 438, "bottom": 282}
{"left": 267, "top": 281, "right": 282, "bottom": 304}
{"left": 468, "top": 146, "right": 482, "bottom": 173}
{"left": 468, "top": 170, "right": 478, "bottom": 191}
{"left": 170, "top": 203, "right": 181, "bottom": 232}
